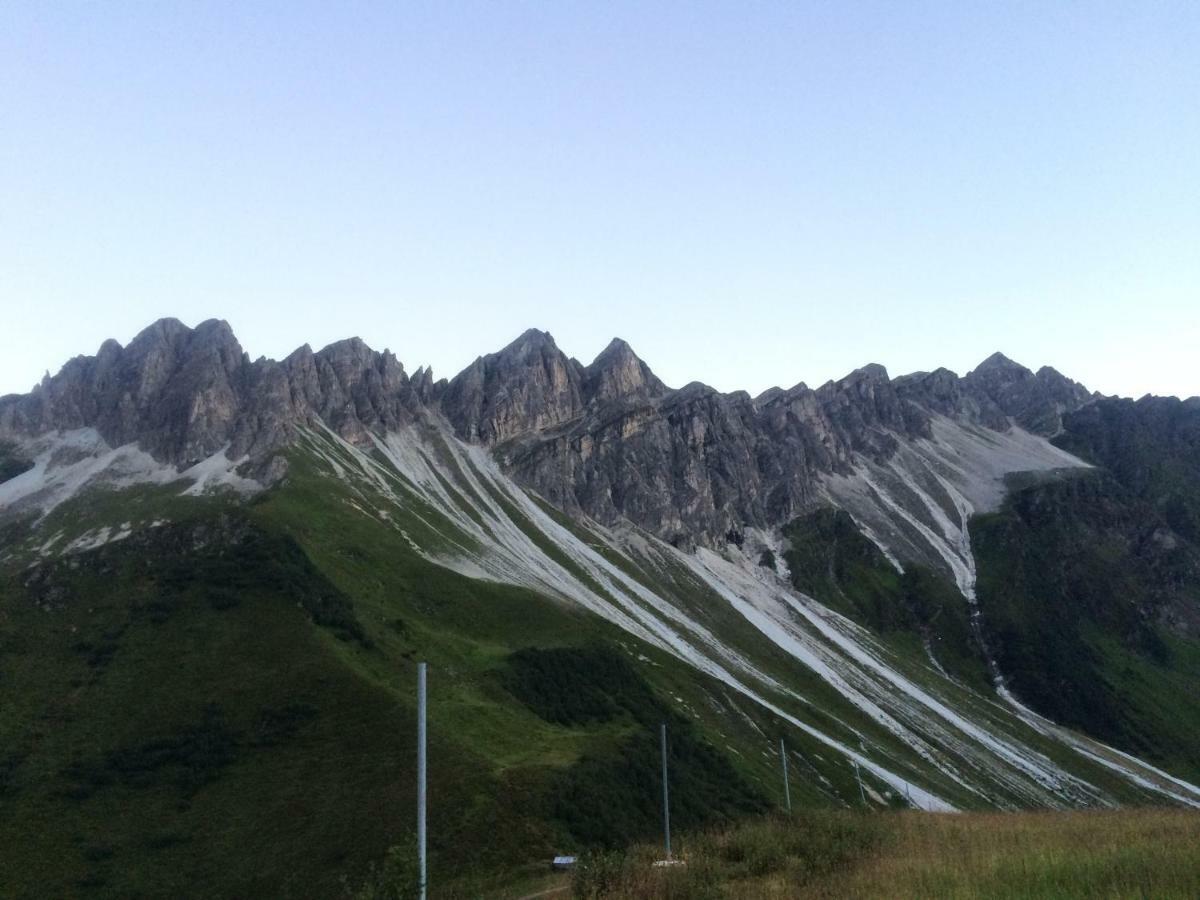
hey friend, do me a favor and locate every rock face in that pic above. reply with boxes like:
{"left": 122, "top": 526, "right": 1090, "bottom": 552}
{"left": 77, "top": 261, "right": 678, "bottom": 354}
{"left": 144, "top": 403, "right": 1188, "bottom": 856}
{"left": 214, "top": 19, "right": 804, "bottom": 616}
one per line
{"left": 0, "top": 319, "right": 1102, "bottom": 544}
{"left": 0, "top": 319, "right": 430, "bottom": 472}
{"left": 440, "top": 329, "right": 587, "bottom": 444}
{"left": 895, "top": 352, "right": 1094, "bottom": 437}
{"left": 493, "top": 356, "right": 939, "bottom": 546}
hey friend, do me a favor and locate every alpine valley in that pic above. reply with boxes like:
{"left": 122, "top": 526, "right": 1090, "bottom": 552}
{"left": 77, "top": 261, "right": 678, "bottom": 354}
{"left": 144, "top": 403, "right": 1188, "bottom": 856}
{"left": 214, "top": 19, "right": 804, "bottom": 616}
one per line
{"left": 2, "top": 319, "right": 1199, "bottom": 896}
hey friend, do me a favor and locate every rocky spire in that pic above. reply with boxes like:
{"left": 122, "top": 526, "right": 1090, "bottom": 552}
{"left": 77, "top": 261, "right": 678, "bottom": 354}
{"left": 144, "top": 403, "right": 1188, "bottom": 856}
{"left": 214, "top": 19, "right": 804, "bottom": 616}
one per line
{"left": 583, "top": 338, "right": 666, "bottom": 404}
{"left": 440, "top": 329, "right": 586, "bottom": 444}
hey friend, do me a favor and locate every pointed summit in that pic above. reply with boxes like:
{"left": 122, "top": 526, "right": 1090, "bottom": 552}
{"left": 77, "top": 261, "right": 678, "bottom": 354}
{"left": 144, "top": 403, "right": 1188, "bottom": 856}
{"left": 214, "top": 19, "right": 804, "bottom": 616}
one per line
{"left": 516, "top": 327, "right": 555, "bottom": 344}
{"left": 495, "top": 328, "right": 560, "bottom": 362}
{"left": 584, "top": 337, "right": 665, "bottom": 403}
{"left": 972, "top": 352, "right": 1031, "bottom": 376}
{"left": 132, "top": 317, "right": 190, "bottom": 341}
{"left": 441, "top": 328, "right": 584, "bottom": 444}
{"left": 846, "top": 363, "right": 890, "bottom": 382}
{"left": 125, "top": 317, "right": 192, "bottom": 360}
{"left": 317, "top": 336, "right": 375, "bottom": 358}
{"left": 593, "top": 337, "right": 634, "bottom": 361}
{"left": 960, "top": 352, "right": 1094, "bottom": 435}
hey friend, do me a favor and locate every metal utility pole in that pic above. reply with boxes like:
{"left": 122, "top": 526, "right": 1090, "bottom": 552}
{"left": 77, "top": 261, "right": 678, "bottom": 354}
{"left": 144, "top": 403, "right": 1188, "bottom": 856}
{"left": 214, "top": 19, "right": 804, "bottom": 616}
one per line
{"left": 417, "top": 662, "right": 428, "bottom": 900}
{"left": 779, "top": 738, "right": 792, "bottom": 814}
{"left": 660, "top": 723, "right": 672, "bottom": 860}
{"left": 853, "top": 760, "right": 866, "bottom": 806}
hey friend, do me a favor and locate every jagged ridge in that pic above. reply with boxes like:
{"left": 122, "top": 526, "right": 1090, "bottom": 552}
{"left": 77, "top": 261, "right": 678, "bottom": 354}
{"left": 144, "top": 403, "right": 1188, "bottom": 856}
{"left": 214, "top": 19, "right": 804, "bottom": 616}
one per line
{"left": 0, "top": 319, "right": 1099, "bottom": 548}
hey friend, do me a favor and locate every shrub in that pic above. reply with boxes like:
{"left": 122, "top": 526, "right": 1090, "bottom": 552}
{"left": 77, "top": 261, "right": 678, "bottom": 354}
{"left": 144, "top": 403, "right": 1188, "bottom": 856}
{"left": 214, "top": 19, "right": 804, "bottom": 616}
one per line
{"left": 353, "top": 842, "right": 421, "bottom": 900}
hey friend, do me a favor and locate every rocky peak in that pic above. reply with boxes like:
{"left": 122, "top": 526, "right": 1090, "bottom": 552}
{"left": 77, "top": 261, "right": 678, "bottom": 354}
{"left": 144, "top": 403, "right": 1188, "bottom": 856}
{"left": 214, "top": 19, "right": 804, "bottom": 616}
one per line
{"left": 410, "top": 366, "right": 436, "bottom": 403}
{"left": 126, "top": 317, "right": 192, "bottom": 351}
{"left": 96, "top": 338, "right": 123, "bottom": 361}
{"left": 895, "top": 367, "right": 959, "bottom": 397}
{"left": 152, "top": 323, "right": 248, "bottom": 465}
{"left": 583, "top": 338, "right": 666, "bottom": 404}
{"left": 972, "top": 351, "right": 1032, "bottom": 378}
{"left": 963, "top": 353, "right": 1091, "bottom": 436}
{"left": 848, "top": 362, "right": 890, "bottom": 382}
{"left": 815, "top": 363, "right": 928, "bottom": 454}
{"left": 590, "top": 337, "right": 634, "bottom": 367}
{"left": 0, "top": 320, "right": 1104, "bottom": 548}
{"left": 0, "top": 318, "right": 251, "bottom": 465}
{"left": 488, "top": 328, "right": 564, "bottom": 368}
{"left": 753, "top": 386, "right": 785, "bottom": 405}
{"left": 824, "top": 363, "right": 893, "bottom": 404}
{"left": 1035, "top": 366, "right": 1093, "bottom": 402}
{"left": 316, "top": 336, "right": 374, "bottom": 365}
{"left": 315, "top": 338, "right": 407, "bottom": 389}
{"left": 440, "top": 328, "right": 586, "bottom": 444}
{"left": 192, "top": 318, "right": 240, "bottom": 346}
{"left": 893, "top": 367, "right": 967, "bottom": 420}
{"left": 312, "top": 338, "right": 398, "bottom": 393}
{"left": 0, "top": 320, "right": 429, "bottom": 470}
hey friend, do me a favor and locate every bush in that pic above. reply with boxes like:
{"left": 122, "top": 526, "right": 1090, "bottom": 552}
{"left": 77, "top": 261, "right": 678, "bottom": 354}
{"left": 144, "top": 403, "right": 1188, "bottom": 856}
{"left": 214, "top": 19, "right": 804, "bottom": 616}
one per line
{"left": 353, "top": 842, "right": 422, "bottom": 900}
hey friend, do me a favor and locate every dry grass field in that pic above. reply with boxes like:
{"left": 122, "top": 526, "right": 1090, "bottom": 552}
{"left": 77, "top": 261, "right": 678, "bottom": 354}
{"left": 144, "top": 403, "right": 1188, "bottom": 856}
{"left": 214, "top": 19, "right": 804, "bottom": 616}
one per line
{"left": 567, "top": 807, "right": 1200, "bottom": 899}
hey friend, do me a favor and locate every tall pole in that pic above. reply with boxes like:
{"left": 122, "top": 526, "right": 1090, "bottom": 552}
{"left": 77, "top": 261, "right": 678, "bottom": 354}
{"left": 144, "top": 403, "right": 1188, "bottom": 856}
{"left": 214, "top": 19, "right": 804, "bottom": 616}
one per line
{"left": 417, "top": 662, "right": 427, "bottom": 900}
{"left": 780, "top": 738, "right": 792, "bottom": 814}
{"left": 660, "top": 723, "right": 671, "bottom": 860}
{"left": 853, "top": 760, "right": 866, "bottom": 806}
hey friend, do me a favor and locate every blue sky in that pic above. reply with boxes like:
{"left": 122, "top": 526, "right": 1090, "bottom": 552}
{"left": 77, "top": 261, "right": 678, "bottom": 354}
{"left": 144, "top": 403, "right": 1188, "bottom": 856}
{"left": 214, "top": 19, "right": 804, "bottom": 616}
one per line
{"left": 2, "top": 2, "right": 1197, "bottom": 398}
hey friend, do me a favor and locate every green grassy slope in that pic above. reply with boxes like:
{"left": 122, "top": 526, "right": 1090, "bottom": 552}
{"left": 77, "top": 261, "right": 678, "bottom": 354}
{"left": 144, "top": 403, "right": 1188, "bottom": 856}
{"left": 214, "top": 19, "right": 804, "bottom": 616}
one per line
{"left": 0, "top": 468, "right": 794, "bottom": 897}
{"left": 972, "top": 470, "right": 1200, "bottom": 782}
{"left": 965, "top": 396, "right": 1200, "bottom": 783}
{"left": 5, "top": 416, "right": 1200, "bottom": 898}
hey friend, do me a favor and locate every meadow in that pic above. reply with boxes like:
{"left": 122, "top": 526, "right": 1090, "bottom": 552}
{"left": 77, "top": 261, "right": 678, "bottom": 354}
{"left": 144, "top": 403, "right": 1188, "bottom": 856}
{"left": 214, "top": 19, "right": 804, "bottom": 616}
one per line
{"left": 566, "top": 807, "right": 1200, "bottom": 899}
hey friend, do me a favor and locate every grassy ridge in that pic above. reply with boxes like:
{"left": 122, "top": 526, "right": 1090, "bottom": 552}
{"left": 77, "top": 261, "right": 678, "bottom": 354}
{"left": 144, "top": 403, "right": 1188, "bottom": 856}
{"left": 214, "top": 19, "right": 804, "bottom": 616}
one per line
{"left": 570, "top": 808, "right": 1200, "bottom": 899}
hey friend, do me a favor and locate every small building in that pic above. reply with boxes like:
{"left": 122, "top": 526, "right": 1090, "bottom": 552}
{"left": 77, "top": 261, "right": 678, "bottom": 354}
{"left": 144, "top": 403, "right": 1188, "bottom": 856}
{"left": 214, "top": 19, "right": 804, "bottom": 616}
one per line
{"left": 551, "top": 855, "right": 577, "bottom": 871}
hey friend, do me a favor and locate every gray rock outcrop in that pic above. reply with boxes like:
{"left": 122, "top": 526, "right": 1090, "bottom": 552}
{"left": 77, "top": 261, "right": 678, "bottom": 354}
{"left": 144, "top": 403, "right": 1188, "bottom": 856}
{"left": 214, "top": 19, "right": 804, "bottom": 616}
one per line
{"left": 0, "top": 319, "right": 1099, "bottom": 545}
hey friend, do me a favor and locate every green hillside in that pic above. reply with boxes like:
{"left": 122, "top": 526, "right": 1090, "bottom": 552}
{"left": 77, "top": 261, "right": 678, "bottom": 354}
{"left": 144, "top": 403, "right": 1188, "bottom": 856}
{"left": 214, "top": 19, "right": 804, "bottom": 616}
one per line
{"left": 0, "top": 444, "right": 886, "bottom": 897}
{"left": 4, "top": 414, "right": 1200, "bottom": 897}
{"left": 973, "top": 476, "right": 1200, "bottom": 782}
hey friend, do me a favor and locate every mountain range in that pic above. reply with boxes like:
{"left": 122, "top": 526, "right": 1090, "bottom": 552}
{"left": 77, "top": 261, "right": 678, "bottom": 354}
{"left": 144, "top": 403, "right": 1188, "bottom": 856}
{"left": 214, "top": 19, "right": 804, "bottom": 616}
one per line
{"left": 2, "top": 319, "right": 1198, "bottom": 897}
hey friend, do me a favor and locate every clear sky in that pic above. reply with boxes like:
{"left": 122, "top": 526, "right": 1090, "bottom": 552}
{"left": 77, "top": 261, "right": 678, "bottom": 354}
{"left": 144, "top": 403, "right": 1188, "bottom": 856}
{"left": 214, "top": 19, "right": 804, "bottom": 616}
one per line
{"left": 2, "top": 2, "right": 1197, "bottom": 399}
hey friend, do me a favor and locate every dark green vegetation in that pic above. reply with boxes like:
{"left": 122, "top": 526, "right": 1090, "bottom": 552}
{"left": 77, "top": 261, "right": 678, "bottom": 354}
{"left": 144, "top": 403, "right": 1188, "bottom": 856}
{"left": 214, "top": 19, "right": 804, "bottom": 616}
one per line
{"left": 2, "top": 510, "right": 436, "bottom": 897}
{"left": 568, "top": 808, "right": 1200, "bottom": 898}
{"left": 782, "top": 509, "right": 989, "bottom": 690}
{"left": 0, "top": 471, "right": 780, "bottom": 898}
{"left": 1056, "top": 396, "right": 1200, "bottom": 544}
{"left": 0, "top": 439, "right": 33, "bottom": 484}
{"left": 505, "top": 645, "right": 767, "bottom": 848}
{"left": 972, "top": 396, "right": 1200, "bottom": 781}
{"left": 5, "top": 392, "right": 1200, "bottom": 897}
